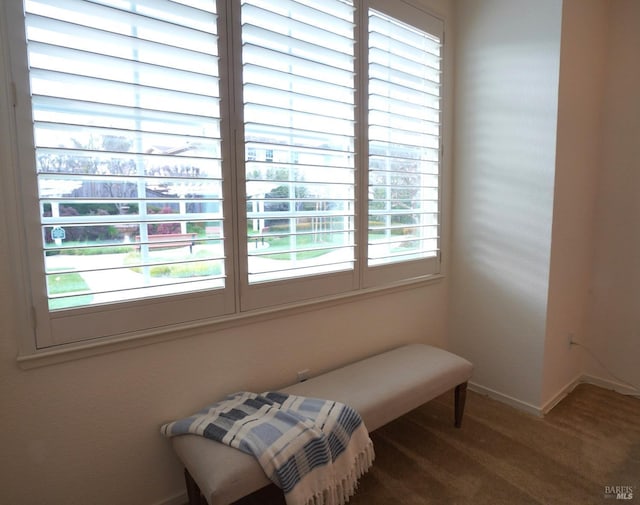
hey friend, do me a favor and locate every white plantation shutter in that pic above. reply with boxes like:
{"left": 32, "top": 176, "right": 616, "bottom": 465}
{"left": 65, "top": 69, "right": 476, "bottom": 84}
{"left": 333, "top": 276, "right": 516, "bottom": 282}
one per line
{"left": 21, "top": 0, "right": 234, "bottom": 345}
{"left": 239, "top": 0, "right": 357, "bottom": 308}
{"left": 6, "top": 0, "right": 446, "bottom": 349}
{"left": 365, "top": 4, "right": 442, "bottom": 284}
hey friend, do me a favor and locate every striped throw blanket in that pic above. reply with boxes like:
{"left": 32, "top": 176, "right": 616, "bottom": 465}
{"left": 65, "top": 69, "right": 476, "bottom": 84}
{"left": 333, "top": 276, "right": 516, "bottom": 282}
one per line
{"left": 161, "top": 391, "right": 375, "bottom": 505}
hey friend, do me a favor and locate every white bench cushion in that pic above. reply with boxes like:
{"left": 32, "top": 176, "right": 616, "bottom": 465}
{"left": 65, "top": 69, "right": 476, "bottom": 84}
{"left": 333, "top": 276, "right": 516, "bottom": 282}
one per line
{"left": 171, "top": 344, "right": 472, "bottom": 505}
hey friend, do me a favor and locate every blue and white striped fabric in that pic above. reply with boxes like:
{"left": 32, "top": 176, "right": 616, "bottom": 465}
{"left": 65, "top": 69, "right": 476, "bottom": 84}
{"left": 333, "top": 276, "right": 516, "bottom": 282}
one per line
{"left": 162, "top": 392, "right": 375, "bottom": 505}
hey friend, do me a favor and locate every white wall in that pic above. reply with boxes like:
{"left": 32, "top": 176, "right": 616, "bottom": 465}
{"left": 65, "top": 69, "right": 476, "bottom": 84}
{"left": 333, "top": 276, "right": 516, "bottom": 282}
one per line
{"left": 0, "top": 284, "right": 447, "bottom": 505}
{"left": 451, "top": 0, "right": 640, "bottom": 410}
{"left": 541, "top": 0, "right": 608, "bottom": 407}
{"left": 0, "top": 1, "right": 455, "bottom": 504}
{"left": 586, "top": 0, "right": 640, "bottom": 392}
{"left": 449, "top": 0, "right": 562, "bottom": 409}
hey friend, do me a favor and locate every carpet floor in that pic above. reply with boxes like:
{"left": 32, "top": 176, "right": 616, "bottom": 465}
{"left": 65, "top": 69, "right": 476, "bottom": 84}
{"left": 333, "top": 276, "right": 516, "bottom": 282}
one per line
{"left": 235, "top": 383, "right": 640, "bottom": 505}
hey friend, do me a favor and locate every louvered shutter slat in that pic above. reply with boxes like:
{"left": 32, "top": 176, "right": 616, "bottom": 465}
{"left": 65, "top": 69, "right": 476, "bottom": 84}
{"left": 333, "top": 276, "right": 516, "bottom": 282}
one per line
{"left": 367, "top": 8, "right": 442, "bottom": 267}
{"left": 241, "top": 0, "right": 356, "bottom": 284}
{"left": 25, "top": 0, "right": 224, "bottom": 310}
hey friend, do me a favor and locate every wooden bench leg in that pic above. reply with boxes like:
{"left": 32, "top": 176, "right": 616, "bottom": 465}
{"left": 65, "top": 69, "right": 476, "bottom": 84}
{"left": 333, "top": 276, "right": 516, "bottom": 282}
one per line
{"left": 454, "top": 382, "right": 468, "bottom": 428}
{"left": 185, "top": 468, "right": 207, "bottom": 505}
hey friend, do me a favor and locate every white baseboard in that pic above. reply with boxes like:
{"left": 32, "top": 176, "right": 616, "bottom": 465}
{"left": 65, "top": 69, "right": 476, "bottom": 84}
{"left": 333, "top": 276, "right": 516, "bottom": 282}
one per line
{"left": 580, "top": 374, "right": 640, "bottom": 398}
{"left": 152, "top": 491, "right": 187, "bottom": 505}
{"left": 468, "top": 382, "right": 544, "bottom": 417}
{"left": 540, "top": 373, "right": 583, "bottom": 415}
{"left": 470, "top": 374, "right": 639, "bottom": 419}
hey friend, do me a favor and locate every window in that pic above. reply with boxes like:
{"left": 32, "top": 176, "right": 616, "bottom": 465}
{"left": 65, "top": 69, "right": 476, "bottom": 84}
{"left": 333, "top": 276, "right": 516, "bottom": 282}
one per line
{"left": 5, "top": 0, "right": 444, "bottom": 350}
{"left": 367, "top": 7, "right": 441, "bottom": 274}
{"left": 8, "top": 0, "right": 235, "bottom": 347}
{"left": 238, "top": 0, "right": 358, "bottom": 309}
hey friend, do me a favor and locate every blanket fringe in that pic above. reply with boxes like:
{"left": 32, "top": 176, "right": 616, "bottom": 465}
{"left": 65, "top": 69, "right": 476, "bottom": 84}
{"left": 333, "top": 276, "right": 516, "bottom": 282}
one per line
{"left": 302, "top": 439, "right": 375, "bottom": 505}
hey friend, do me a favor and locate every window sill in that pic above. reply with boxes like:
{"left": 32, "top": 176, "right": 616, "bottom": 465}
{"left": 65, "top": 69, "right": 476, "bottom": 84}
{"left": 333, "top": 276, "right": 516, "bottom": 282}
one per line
{"left": 17, "top": 274, "right": 444, "bottom": 369}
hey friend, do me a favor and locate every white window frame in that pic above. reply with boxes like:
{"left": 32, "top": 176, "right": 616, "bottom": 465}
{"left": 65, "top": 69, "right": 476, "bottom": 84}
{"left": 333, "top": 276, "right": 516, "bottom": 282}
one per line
{"left": 5, "top": 0, "right": 238, "bottom": 349}
{"left": 233, "top": 0, "right": 360, "bottom": 311}
{"left": 2, "top": 0, "right": 446, "bottom": 359}
{"left": 362, "top": 0, "right": 443, "bottom": 288}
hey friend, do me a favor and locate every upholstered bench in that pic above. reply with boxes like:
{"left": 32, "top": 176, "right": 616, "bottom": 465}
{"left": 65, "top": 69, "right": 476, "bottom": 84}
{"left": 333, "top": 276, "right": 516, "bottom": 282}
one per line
{"left": 170, "top": 343, "right": 473, "bottom": 505}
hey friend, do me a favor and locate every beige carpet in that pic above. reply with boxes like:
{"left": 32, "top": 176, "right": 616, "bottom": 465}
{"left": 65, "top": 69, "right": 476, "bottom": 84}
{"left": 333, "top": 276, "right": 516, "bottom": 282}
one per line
{"left": 236, "top": 383, "right": 640, "bottom": 505}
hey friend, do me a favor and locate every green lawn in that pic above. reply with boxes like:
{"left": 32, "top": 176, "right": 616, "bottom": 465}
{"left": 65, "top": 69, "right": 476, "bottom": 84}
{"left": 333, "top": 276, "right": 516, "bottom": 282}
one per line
{"left": 144, "top": 260, "right": 222, "bottom": 278}
{"left": 249, "top": 228, "right": 354, "bottom": 260}
{"left": 125, "top": 250, "right": 222, "bottom": 278}
{"left": 48, "top": 271, "right": 93, "bottom": 310}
